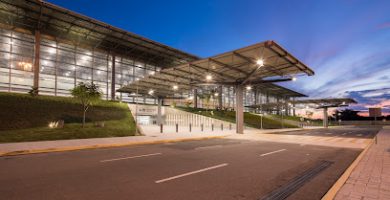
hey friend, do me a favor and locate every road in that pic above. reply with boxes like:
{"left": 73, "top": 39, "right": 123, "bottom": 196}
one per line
{"left": 0, "top": 126, "right": 380, "bottom": 200}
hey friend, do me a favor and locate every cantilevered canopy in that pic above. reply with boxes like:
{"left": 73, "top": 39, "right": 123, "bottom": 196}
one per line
{"left": 254, "top": 83, "right": 306, "bottom": 97}
{"left": 119, "top": 40, "right": 314, "bottom": 97}
{"left": 290, "top": 98, "right": 357, "bottom": 108}
{"left": 0, "top": 0, "right": 198, "bottom": 67}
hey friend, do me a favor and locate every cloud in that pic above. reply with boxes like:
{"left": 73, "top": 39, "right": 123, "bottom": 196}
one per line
{"left": 377, "top": 22, "right": 390, "bottom": 29}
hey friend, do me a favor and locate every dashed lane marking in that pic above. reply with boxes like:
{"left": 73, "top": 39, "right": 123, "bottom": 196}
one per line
{"left": 260, "top": 149, "right": 286, "bottom": 157}
{"left": 155, "top": 163, "right": 228, "bottom": 183}
{"left": 100, "top": 153, "right": 162, "bottom": 162}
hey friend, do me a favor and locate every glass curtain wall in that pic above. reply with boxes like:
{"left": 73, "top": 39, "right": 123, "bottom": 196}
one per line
{"left": 0, "top": 29, "right": 35, "bottom": 93}
{"left": 0, "top": 28, "right": 160, "bottom": 103}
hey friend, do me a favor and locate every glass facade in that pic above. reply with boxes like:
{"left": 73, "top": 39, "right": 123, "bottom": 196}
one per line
{"left": 0, "top": 28, "right": 292, "bottom": 114}
{"left": 0, "top": 28, "right": 159, "bottom": 103}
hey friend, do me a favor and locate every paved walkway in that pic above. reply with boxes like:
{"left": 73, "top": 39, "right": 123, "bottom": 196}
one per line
{"left": 335, "top": 127, "right": 390, "bottom": 200}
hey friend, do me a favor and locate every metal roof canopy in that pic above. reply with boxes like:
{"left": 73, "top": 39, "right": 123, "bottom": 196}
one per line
{"left": 119, "top": 40, "right": 314, "bottom": 97}
{"left": 0, "top": 0, "right": 199, "bottom": 67}
{"left": 254, "top": 83, "right": 306, "bottom": 97}
{"left": 290, "top": 98, "right": 357, "bottom": 108}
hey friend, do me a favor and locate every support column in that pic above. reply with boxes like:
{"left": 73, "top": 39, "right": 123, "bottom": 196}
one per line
{"left": 218, "top": 86, "right": 223, "bottom": 109}
{"left": 254, "top": 89, "right": 258, "bottom": 105}
{"left": 235, "top": 85, "right": 244, "bottom": 134}
{"left": 293, "top": 98, "right": 296, "bottom": 116}
{"left": 33, "top": 30, "right": 41, "bottom": 91}
{"left": 193, "top": 89, "right": 198, "bottom": 108}
{"left": 323, "top": 107, "right": 328, "bottom": 128}
{"left": 111, "top": 54, "right": 116, "bottom": 100}
{"left": 157, "top": 98, "right": 163, "bottom": 125}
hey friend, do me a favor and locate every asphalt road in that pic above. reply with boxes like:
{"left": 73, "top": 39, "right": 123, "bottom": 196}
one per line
{"left": 0, "top": 127, "right": 379, "bottom": 200}
{"left": 275, "top": 126, "right": 381, "bottom": 138}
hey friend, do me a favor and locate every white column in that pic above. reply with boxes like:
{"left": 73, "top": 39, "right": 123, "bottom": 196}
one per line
{"left": 236, "top": 85, "right": 244, "bottom": 134}
{"left": 323, "top": 107, "right": 328, "bottom": 128}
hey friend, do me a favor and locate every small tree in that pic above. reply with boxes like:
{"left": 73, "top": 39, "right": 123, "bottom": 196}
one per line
{"left": 71, "top": 82, "right": 102, "bottom": 127}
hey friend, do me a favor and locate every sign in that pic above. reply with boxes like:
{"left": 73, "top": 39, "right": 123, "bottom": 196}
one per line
{"left": 369, "top": 107, "right": 382, "bottom": 117}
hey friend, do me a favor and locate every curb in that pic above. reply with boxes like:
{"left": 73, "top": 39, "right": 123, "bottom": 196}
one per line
{"left": 0, "top": 135, "right": 227, "bottom": 157}
{"left": 321, "top": 137, "right": 374, "bottom": 200}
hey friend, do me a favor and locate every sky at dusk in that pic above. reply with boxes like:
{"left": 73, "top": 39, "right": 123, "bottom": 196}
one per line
{"left": 48, "top": 0, "right": 390, "bottom": 116}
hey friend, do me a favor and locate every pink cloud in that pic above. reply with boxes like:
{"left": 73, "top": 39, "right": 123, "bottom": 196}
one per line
{"left": 377, "top": 22, "right": 390, "bottom": 29}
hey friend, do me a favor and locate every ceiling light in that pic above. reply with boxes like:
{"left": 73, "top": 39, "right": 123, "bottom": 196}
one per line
{"left": 246, "top": 86, "right": 252, "bottom": 90}
{"left": 206, "top": 74, "right": 212, "bottom": 81}
{"left": 214, "top": 93, "right": 219, "bottom": 96}
{"left": 256, "top": 59, "right": 264, "bottom": 66}
{"left": 292, "top": 77, "right": 297, "bottom": 81}
{"left": 173, "top": 85, "right": 178, "bottom": 90}
{"left": 148, "top": 90, "right": 154, "bottom": 95}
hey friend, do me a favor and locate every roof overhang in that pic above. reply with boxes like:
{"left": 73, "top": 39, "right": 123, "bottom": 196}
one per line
{"left": 0, "top": 0, "right": 199, "bottom": 67}
{"left": 119, "top": 40, "right": 314, "bottom": 97}
{"left": 290, "top": 98, "right": 357, "bottom": 109}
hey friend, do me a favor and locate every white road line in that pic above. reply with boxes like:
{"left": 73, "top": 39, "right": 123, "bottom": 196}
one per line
{"left": 195, "top": 145, "right": 223, "bottom": 150}
{"left": 342, "top": 133, "right": 347, "bottom": 136}
{"left": 100, "top": 153, "right": 162, "bottom": 162}
{"left": 155, "top": 163, "right": 228, "bottom": 184}
{"left": 260, "top": 149, "right": 286, "bottom": 157}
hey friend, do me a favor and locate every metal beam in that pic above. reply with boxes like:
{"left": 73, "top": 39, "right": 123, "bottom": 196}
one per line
{"left": 208, "top": 58, "right": 249, "bottom": 76}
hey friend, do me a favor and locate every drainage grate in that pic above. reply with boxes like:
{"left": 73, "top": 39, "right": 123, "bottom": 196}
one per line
{"left": 259, "top": 160, "right": 333, "bottom": 200}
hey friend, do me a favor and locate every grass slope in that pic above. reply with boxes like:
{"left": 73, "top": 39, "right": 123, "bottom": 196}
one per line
{"left": 0, "top": 92, "right": 136, "bottom": 143}
{"left": 176, "top": 107, "right": 297, "bottom": 129}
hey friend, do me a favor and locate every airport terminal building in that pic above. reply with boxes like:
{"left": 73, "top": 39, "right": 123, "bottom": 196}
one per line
{"left": 0, "top": 0, "right": 314, "bottom": 124}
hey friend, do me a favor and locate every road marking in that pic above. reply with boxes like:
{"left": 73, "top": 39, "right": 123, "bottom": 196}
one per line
{"left": 356, "top": 134, "right": 363, "bottom": 137}
{"left": 155, "top": 163, "right": 228, "bottom": 183}
{"left": 325, "top": 132, "right": 333, "bottom": 135}
{"left": 342, "top": 133, "right": 347, "bottom": 136}
{"left": 195, "top": 145, "right": 223, "bottom": 150}
{"left": 100, "top": 153, "right": 162, "bottom": 162}
{"left": 260, "top": 149, "right": 286, "bottom": 157}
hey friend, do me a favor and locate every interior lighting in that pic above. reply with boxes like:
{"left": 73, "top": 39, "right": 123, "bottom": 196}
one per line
{"left": 256, "top": 59, "right": 264, "bottom": 66}
{"left": 206, "top": 74, "right": 212, "bottom": 81}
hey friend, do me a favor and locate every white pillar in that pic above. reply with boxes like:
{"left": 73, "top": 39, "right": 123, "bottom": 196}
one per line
{"left": 236, "top": 85, "right": 244, "bottom": 134}
{"left": 157, "top": 98, "right": 163, "bottom": 125}
{"left": 323, "top": 107, "right": 328, "bottom": 128}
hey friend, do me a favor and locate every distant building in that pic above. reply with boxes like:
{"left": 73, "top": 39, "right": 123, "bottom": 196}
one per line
{"left": 369, "top": 107, "right": 382, "bottom": 117}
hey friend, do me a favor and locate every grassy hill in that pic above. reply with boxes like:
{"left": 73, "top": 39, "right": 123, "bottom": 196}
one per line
{"left": 176, "top": 107, "right": 298, "bottom": 129}
{"left": 0, "top": 92, "right": 136, "bottom": 143}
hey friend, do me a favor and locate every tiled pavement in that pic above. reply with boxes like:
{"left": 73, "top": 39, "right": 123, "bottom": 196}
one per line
{"left": 335, "top": 127, "right": 390, "bottom": 200}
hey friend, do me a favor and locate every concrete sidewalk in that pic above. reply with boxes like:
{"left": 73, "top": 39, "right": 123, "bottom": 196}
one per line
{"left": 334, "top": 126, "right": 390, "bottom": 200}
{"left": 0, "top": 127, "right": 311, "bottom": 156}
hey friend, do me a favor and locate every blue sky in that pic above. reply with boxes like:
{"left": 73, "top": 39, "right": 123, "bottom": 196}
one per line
{"left": 48, "top": 0, "right": 390, "bottom": 115}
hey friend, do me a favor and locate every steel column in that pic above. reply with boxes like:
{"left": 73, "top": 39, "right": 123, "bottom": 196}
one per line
{"left": 235, "top": 85, "right": 244, "bottom": 134}
{"left": 218, "top": 86, "right": 223, "bottom": 108}
{"left": 323, "top": 107, "right": 328, "bottom": 128}
{"left": 111, "top": 54, "right": 116, "bottom": 100}
{"left": 157, "top": 98, "right": 163, "bottom": 125}
{"left": 33, "top": 30, "right": 41, "bottom": 91}
{"left": 193, "top": 89, "right": 198, "bottom": 108}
